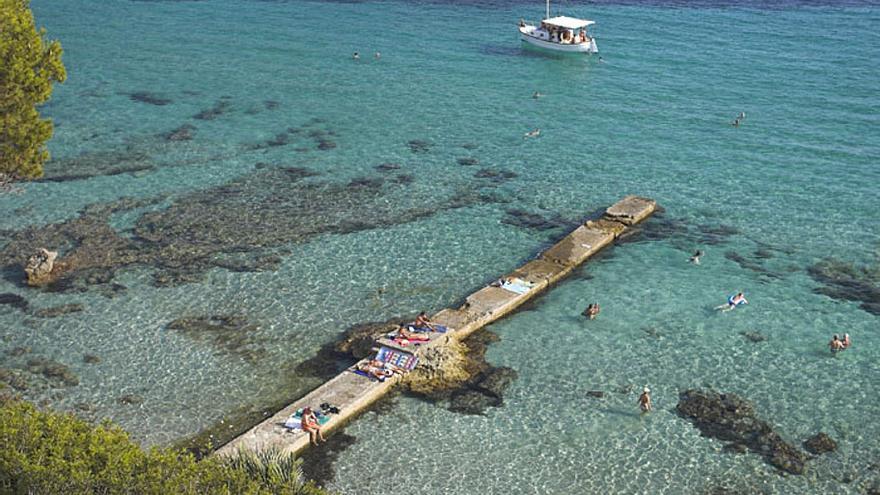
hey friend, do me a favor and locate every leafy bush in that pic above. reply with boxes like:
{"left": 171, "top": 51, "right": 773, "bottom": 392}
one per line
{"left": 0, "top": 398, "right": 331, "bottom": 494}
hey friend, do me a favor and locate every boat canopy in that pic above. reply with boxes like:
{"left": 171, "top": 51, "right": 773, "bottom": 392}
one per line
{"left": 542, "top": 16, "right": 595, "bottom": 29}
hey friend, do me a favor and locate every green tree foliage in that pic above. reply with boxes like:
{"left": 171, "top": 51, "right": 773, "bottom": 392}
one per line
{"left": 0, "top": 0, "right": 66, "bottom": 179}
{"left": 0, "top": 398, "right": 332, "bottom": 494}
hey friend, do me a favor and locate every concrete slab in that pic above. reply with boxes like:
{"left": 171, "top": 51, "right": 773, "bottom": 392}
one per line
{"left": 509, "top": 259, "right": 566, "bottom": 286}
{"left": 604, "top": 195, "right": 657, "bottom": 226}
{"left": 540, "top": 226, "right": 614, "bottom": 267}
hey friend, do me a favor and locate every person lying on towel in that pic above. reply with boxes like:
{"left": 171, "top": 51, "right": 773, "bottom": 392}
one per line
{"left": 358, "top": 359, "right": 395, "bottom": 381}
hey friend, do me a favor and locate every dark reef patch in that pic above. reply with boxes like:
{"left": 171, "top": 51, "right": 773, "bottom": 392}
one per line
{"left": 807, "top": 258, "right": 880, "bottom": 316}
{"left": 41, "top": 149, "right": 155, "bottom": 182}
{"left": 724, "top": 251, "right": 782, "bottom": 280}
{"left": 25, "top": 356, "right": 79, "bottom": 387}
{"left": 0, "top": 293, "right": 28, "bottom": 311}
{"left": 1, "top": 165, "right": 481, "bottom": 293}
{"left": 167, "top": 315, "right": 266, "bottom": 363}
{"left": 457, "top": 157, "right": 479, "bottom": 166}
{"left": 31, "top": 303, "right": 85, "bottom": 318}
{"left": 163, "top": 124, "right": 196, "bottom": 142}
{"left": 502, "top": 208, "right": 573, "bottom": 232}
{"left": 375, "top": 162, "right": 400, "bottom": 172}
{"left": 676, "top": 389, "right": 806, "bottom": 475}
{"left": 393, "top": 174, "right": 414, "bottom": 185}
{"left": 193, "top": 100, "right": 231, "bottom": 120}
{"left": 474, "top": 168, "right": 518, "bottom": 183}
{"left": 127, "top": 91, "right": 172, "bottom": 106}
{"left": 264, "top": 100, "right": 280, "bottom": 110}
{"left": 407, "top": 139, "right": 432, "bottom": 153}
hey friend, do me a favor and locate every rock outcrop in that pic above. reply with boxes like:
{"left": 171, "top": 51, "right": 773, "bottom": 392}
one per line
{"left": 676, "top": 389, "right": 806, "bottom": 475}
{"left": 803, "top": 432, "right": 837, "bottom": 455}
{"left": 24, "top": 248, "right": 60, "bottom": 286}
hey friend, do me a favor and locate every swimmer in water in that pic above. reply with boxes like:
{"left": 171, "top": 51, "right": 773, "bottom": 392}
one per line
{"left": 638, "top": 387, "right": 652, "bottom": 413}
{"left": 375, "top": 51, "right": 381, "bottom": 59}
{"left": 532, "top": 91, "right": 544, "bottom": 99}
{"left": 716, "top": 292, "right": 748, "bottom": 312}
{"left": 689, "top": 249, "right": 704, "bottom": 265}
{"left": 353, "top": 51, "right": 360, "bottom": 60}
{"left": 524, "top": 128, "right": 541, "bottom": 138}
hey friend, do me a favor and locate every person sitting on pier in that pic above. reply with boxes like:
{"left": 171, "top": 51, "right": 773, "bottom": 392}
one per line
{"left": 582, "top": 303, "right": 600, "bottom": 320}
{"left": 301, "top": 407, "right": 326, "bottom": 446}
{"left": 413, "top": 311, "right": 441, "bottom": 332}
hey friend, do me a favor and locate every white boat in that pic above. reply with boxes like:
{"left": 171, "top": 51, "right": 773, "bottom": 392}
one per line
{"left": 518, "top": 0, "right": 598, "bottom": 54}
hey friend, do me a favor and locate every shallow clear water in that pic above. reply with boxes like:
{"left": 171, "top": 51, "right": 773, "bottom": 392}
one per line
{"left": 2, "top": 0, "right": 878, "bottom": 492}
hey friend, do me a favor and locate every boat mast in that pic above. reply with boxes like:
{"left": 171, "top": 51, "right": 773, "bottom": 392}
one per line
{"left": 545, "top": 0, "right": 550, "bottom": 19}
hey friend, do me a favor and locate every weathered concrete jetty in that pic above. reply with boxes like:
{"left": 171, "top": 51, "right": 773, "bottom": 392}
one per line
{"left": 215, "top": 195, "right": 656, "bottom": 457}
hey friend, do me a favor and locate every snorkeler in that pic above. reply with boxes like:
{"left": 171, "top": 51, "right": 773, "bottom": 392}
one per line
{"left": 716, "top": 292, "right": 748, "bottom": 312}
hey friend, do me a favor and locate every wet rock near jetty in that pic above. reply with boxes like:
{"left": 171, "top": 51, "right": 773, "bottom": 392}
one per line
{"left": 167, "top": 315, "right": 266, "bottom": 363}
{"left": 375, "top": 162, "right": 400, "bottom": 171}
{"left": 25, "top": 357, "right": 79, "bottom": 387}
{"left": 474, "top": 168, "right": 518, "bottom": 183}
{"left": 128, "top": 91, "right": 172, "bottom": 106}
{"left": 676, "top": 389, "right": 806, "bottom": 475}
{"left": 193, "top": 99, "right": 231, "bottom": 120}
{"left": 0, "top": 293, "right": 28, "bottom": 311}
{"left": 740, "top": 331, "right": 767, "bottom": 343}
{"left": 41, "top": 148, "right": 155, "bottom": 182}
{"left": 407, "top": 139, "right": 432, "bottom": 153}
{"left": 616, "top": 210, "right": 740, "bottom": 249}
{"left": 31, "top": 303, "right": 84, "bottom": 318}
{"left": 163, "top": 123, "right": 196, "bottom": 142}
{"left": 808, "top": 258, "right": 880, "bottom": 316}
{"left": 24, "top": 248, "right": 60, "bottom": 286}
{"left": 83, "top": 354, "right": 101, "bottom": 364}
{"left": 502, "top": 208, "right": 573, "bottom": 232}
{"left": 803, "top": 432, "right": 837, "bottom": 455}
{"left": 457, "top": 157, "right": 479, "bottom": 166}
{"left": 294, "top": 318, "right": 409, "bottom": 380}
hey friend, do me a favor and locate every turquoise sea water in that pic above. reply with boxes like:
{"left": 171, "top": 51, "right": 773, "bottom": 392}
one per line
{"left": 3, "top": 0, "right": 879, "bottom": 492}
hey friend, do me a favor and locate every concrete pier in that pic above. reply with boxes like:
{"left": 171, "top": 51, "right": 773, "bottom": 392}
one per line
{"left": 215, "top": 195, "right": 656, "bottom": 458}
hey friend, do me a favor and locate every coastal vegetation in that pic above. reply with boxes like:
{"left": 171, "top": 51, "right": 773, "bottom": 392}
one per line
{"left": 0, "top": 397, "right": 331, "bottom": 494}
{"left": 0, "top": 0, "right": 66, "bottom": 180}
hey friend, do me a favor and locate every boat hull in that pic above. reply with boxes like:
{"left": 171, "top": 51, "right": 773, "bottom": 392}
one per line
{"left": 520, "top": 33, "right": 597, "bottom": 53}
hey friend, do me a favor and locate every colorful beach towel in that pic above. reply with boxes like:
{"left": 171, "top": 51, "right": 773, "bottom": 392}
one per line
{"left": 376, "top": 346, "right": 419, "bottom": 371}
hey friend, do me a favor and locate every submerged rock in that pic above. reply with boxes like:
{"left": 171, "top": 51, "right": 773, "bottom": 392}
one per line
{"left": 803, "top": 432, "right": 837, "bottom": 455}
{"left": 42, "top": 149, "right": 155, "bottom": 182}
{"left": 31, "top": 303, "right": 84, "bottom": 318}
{"left": 167, "top": 315, "right": 265, "bottom": 363}
{"left": 808, "top": 258, "right": 880, "bottom": 316}
{"left": 0, "top": 293, "right": 28, "bottom": 311}
{"left": 83, "top": 354, "right": 101, "bottom": 364}
{"left": 474, "top": 168, "right": 518, "bottom": 183}
{"left": 117, "top": 393, "right": 144, "bottom": 405}
{"left": 457, "top": 157, "right": 479, "bottom": 166}
{"left": 502, "top": 208, "right": 572, "bottom": 231}
{"left": 0, "top": 368, "right": 29, "bottom": 391}
{"left": 26, "top": 356, "right": 79, "bottom": 387}
{"left": 7, "top": 346, "right": 31, "bottom": 357}
{"left": 193, "top": 100, "right": 231, "bottom": 120}
{"left": 407, "top": 139, "right": 432, "bottom": 153}
{"left": 740, "top": 331, "right": 767, "bottom": 343}
{"left": 676, "top": 389, "right": 806, "bottom": 475}
{"left": 163, "top": 123, "right": 196, "bottom": 142}
{"left": 587, "top": 390, "right": 605, "bottom": 398}
{"left": 128, "top": 91, "right": 172, "bottom": 106}
{"left": 375, "top": 162, "right": 401, "bottom": 171}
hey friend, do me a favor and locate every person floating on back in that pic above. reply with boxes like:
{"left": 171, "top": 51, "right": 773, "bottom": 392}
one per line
{"left": 524, "top": 128, "right": 541, "bottom": 139}
{"left": 582, "top": 303, "right": 600, "bottom": 320}
{"left": 716, "top": 292, "right": 748, "bottom": 312}
{"left": 638, "top": 386, "right": 653, "bottom": 414}
{"left": 689, "top": 250, "right": 704, "bottom": 265}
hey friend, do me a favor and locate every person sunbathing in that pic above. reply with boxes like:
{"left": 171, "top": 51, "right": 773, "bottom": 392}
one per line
{"left": 395, "top": 325, "right": 430, "bottom": 343}
{"left": 358, "top": 359, "right": 394, "bottom": 381}
{"left": 301, "top": 407, "right": 326, "bottom": 446}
